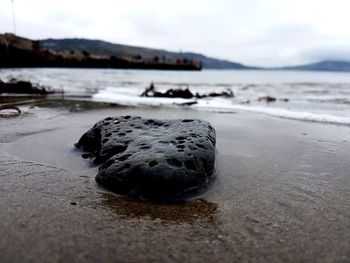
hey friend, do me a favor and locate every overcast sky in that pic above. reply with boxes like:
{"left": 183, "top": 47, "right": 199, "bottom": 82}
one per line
{"left": 1, "top": 0, "right": 350, "bottom": 67}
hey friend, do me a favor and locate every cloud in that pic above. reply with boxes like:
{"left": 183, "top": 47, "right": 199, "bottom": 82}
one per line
{"left": 1, "top": 0, "right": 350, "bottom": 66}
{"left": 300, "top": 45, "right": 350, "bottom": 63}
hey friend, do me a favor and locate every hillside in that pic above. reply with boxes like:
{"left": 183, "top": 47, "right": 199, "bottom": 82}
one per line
{"left": 0, "top": 33, "right": 200, "bottom": 70}
{"left": 280, "top": 60, "right": 350, "bottom": 72}
{"left": 39, "top": 38, "right": 254, "bottom": 69}
{"left": 4, "top": 33, "right": 350, "bottom": 71}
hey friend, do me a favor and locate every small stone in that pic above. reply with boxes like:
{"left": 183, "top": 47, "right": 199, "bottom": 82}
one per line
{"left": 154, "top": 218, "right": 162, "bottom": 224}
{"left": 75, "top": 116, "right": 216, "bottom": 201}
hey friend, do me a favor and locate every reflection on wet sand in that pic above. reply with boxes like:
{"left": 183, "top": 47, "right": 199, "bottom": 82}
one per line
{"left": 100, "top": 193, "right": 218, "bottom": 224}
{"left": 0, "top": 96, "right": 127, "bottom": 114}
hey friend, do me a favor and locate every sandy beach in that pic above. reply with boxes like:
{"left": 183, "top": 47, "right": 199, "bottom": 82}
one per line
{"left": 1, "top": 98, "right": 350, "bottom": 262}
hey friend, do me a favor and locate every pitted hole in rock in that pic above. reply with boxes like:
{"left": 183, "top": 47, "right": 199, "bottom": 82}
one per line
{"left": 176, "top": 145, "right": 185, "bottom": 149}
{"left": 104, "top": 145, "right": 128, "bottom": 157}
{"left": 145, "top": 120, "right": 155, "bottom": 125}
{"left": 103, "top": 122, "right": 111, "bottom": 126}
{"left": 105, "top": 117, "right": 113, "bottom": 121}
{"left": 195, "top": 143, "right": 207, "bottom": 150}
{"left": 166, "top": 158, "right": 182, "bottom": 167}
{"left": 178, "top": 140, "right": 186, "bottom": 144}
{"left": 125, "top": 139, "right": 133, "bottom": 145}
{"left": 102, "top": 138, "right": 109, "bottom": 144}
{"left": 185, "top": 160, "right": 196, "bottom": 171}
{"left": 105, "top": 133, "right": 112, "bottom": 137}
{"left": 182, "top": 119, "right": 194, "bottom": 122}
{"left": 118, "top": 133, "right": 126, "bottom": 137}
{"left": 153, "top": 121, "right": 164, "bottom": 127}
{"left": 206, "top": 136, "right": 215, "bottom": 144}
{"left": 149, "top": 160, "right": 158, "bottom": 167}
{"left": 140, "top": 145, "right": 151, "bottom": 149}
{"left": 118, "top": 154, "right": 132, "bottom": 162}
{"left": 96, "top": 145, "right": 128, "bottom": 164}
{"left": 176, "top": 136, "right": 186, "bottom": 141}
{"left": 139, "top": 143, "right": 151, "bottom": 149}
{"left": 125, "top": 130, "right": 132, "bottom": 133}
{"left": 124, "top": 116, "right": 131, "bottom": 120}
{"left": 158, "top": 140, "right": 169, "bottom": 144}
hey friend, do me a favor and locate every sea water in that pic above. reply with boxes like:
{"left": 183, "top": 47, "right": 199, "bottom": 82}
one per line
{"left": 1, "top": 68, "right": 350, "bottom": 125}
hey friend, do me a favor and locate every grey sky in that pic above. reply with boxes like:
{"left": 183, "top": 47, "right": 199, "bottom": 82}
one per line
{"left": 0, "top": 0, "right": 349, "bottom": 67}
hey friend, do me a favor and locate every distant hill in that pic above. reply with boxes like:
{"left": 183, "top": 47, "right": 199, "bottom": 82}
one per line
{"left": 39, "top": 38, "right": 255, "bottom": 69}
{"left": 0, "top": 33, "right": 200, "bottom": 70}
{"left": 279, "top": 60, "right": 350, "bottom": 72}
{"left": 4, "top": 33, "right": 350, "bottom": 72}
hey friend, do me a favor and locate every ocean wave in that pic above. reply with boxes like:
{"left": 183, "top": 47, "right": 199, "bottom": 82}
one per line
{"left": 92, "top": 89, "right": 350, "bottom": 126}
{"left": 194, "top": 101, "right": 350, "bottom": 126}
{"left": 2, "top": 68, "right": 350, "bottom": 125}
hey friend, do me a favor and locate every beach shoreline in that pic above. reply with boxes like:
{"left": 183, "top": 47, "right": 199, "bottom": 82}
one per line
{"left": 1, "top": 98, "right": 350, "bottom": 262}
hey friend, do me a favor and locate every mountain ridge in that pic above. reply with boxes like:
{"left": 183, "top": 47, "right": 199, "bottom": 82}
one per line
{"left": 278, "top": 60, "right": 350, "bottom": 72}
{"left": 0, "top": 33, "right": 200, "bottom": 70}
{"left": 39, "top": 37, "right": 255, "bottom": 69}
{"left": 2, "top": 33, "right": 350, "bottom": 71}
{"left": 40, "top": 37, "right": 350, "bottom": 71}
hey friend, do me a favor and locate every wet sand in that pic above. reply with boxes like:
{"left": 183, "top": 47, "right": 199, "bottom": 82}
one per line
{"left": 1, "top": 98, "right": 350, "bottom": 262}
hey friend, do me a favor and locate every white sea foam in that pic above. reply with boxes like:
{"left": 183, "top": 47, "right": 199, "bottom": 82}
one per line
{"left": 194, "top": 100, "right": 350, "bottom": 125}
{"left": 92, "top": 87, "right": 350, "bottom": 126}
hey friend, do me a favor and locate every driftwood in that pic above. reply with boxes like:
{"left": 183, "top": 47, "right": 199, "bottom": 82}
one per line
{"left": 141, "top": 83, "right": 234, "bottom": 99}
{"left": 258, "top": 96, "right": 277, "bottom": 103}
{"left": 258, "top": 96, "right": 289, "bottom": 103}
{"left": 0, "top": 78, "right": 56, "bottom": 95}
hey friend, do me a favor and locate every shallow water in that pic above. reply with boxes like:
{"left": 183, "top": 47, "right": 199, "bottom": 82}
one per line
{"left": 1, "top": 68, "right": 350, "bottom": 125}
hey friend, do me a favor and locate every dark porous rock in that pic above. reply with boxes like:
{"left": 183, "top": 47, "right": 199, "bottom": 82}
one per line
{"left": 141, "top": 83, "right": 194, "bottom": 99}
{"left": 0, "top": 78, "right": 58, "bottom": 95}
{"left": 75, "top": 116, "right": 216, "bottom": 201}
{"left": 141, "top": 82, "right": 234, "bottom": 100}
{"left": 258, "top": 95, "right": 277, "bottom": 103}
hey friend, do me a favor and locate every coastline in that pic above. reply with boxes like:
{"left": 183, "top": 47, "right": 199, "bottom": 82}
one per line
{"left": 1, "top": 98, "right": 350, "bottom": 262}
